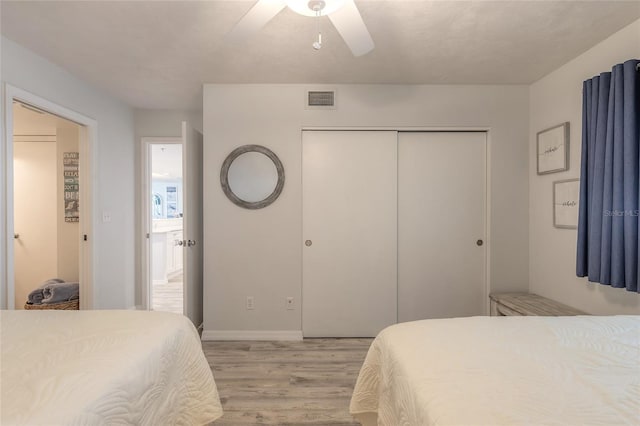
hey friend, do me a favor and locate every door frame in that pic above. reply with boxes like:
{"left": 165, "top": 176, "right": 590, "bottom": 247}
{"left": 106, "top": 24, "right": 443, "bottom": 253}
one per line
{"left": 2, "top": 84, "right": 97, "bottom": 310}
{"left": 301, "top": 126, "right": 492, "bottom": 316}
{"left": 140, "top": 136, "right": 182, "bottom": 311}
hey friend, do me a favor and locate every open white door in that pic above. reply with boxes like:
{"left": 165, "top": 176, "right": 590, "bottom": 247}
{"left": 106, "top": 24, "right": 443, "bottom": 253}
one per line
{"left": 182, "top": 122, "right": 204, "bottom": 327}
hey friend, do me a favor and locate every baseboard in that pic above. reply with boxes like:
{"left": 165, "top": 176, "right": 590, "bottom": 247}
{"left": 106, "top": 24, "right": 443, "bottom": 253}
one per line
{"left": 201, "top": 330, "right": 303, "bottom": 341}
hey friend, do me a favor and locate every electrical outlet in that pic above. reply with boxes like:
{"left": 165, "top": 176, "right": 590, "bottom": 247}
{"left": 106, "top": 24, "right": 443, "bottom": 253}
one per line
{"left": 246, "top": 296, "right": 254, "bottom": 310}
{"left": 102, "top": 211, "right": 112, "bottom": 223}
{"left": 286, "top": 297, "right": 294, "bottom": 310}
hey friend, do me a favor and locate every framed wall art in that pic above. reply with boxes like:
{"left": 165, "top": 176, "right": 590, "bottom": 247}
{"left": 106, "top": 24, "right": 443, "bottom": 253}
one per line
{"left": 63, "top": 152, "right": 80, "bottom": 222}
{"left": 553, "top": 178, "right": 579, "bottom": 229}
{"left": 537, "top": 122, "right": 569, "bottom": 175}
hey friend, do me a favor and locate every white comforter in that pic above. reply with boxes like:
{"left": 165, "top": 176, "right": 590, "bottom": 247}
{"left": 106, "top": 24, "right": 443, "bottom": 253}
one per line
{"left": 1, "top": 310, "right": 223, "bottom": 425}
{"left": 350, "top": 316, "right": 640, "bottom": 425}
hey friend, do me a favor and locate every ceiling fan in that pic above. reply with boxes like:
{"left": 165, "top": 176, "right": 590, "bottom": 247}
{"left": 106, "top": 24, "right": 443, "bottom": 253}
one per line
{"left": 227, "top": 0, "right": 374, "bottom": 57}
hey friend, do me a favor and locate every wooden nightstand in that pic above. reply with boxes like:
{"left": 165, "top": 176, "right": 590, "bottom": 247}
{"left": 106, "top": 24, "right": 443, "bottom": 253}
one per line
{"left": 489, "top": 292, "right": 587, "bottom": 316}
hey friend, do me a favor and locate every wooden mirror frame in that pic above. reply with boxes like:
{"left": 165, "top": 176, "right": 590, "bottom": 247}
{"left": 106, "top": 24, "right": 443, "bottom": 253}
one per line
{"left": 220, "top": 144, "right": 285, "bottom": 210}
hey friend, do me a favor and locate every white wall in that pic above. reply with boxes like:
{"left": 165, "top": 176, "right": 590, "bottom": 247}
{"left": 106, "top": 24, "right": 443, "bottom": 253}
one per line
{"left": 1, "top": 36, "right": 136, "bottom": 309}
{"left": 529, "top": 20, "right": 640, "bottom": 315}
{"left": 203, "top": 84, "right": 530, "bottom": 335}
{"left": 134, "top": 110, "right": 202, "bottom": 138}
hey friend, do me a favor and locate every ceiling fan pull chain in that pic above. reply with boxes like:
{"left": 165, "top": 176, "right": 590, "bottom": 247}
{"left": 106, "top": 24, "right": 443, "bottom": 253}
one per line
{"left": 313, "top": 7, "right": 322, "bottom": 50}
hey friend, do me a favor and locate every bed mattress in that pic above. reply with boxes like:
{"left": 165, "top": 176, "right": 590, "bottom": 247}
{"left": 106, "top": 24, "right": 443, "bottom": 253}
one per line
{"left": 350, "top": 315, "right": 639, "bottom": 425}
{"left": 1, "top": 310, "right": 223, "bottom": 425}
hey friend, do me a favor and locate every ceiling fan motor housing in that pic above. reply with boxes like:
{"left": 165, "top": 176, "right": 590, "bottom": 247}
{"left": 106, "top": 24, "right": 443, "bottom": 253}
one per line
{"left": 287, "top": 0, "right": 346, "bottom": 16}
{"left": 308, "top": 1, "right": 326, "bottom": 12}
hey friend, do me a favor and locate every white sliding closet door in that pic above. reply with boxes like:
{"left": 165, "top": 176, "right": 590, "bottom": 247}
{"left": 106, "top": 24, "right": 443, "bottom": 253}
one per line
{"left": 13, "top": 142, "right": 58, "bottom": 309}
{"left": 398, "top": 132, "right": 486, "bottom": 322}
{"left": 303, "top": 131, "right": 397, "bottom": 337}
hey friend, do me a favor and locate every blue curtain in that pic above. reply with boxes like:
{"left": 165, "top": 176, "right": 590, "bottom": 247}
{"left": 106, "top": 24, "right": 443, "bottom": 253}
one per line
{"left": 577, "top": 59, "right": 640, "bottom": 292}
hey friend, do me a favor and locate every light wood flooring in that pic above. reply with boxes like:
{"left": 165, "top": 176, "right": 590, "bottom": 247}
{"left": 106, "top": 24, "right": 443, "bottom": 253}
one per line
{"left": 203, "top": 338, "right": 373, "bottom": 425}
{"left": 151, "top": 274, "right": 183, "bottom": 314}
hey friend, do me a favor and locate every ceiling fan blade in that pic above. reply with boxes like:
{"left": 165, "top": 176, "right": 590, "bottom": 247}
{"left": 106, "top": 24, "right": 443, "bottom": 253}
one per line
{"left": 328, "top": 0, "right": 374, "bottom": 57}
{"left": 227, "top": 0, "right": 287, "bottom": 42}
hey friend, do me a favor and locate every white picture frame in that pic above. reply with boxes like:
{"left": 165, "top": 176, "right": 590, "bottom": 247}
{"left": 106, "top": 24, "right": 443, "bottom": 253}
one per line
{"left": 553, "top": 178, "right": 580, "bottom": 229}
{"left": 537, "top": 122, "right": 569, "bottom": 175}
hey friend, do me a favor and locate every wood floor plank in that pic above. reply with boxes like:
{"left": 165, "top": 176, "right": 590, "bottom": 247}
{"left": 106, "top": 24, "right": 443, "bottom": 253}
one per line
{"left": 205, "top": 338, "right": 372, "bottom": 425}
{"left": 216, "top": 409, "right": 357, "bottom": 426}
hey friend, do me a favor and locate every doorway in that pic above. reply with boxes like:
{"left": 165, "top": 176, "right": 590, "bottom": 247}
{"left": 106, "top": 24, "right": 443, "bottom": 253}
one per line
{"left": 3, "top": 85, "right": 95, "bottom": 310}
{"left": 12, "top": 102, "right": 82, "bottom": 308}
{"left": 143, "top": 138, "right": 184, "bottom": 315}
{"left": 141, "top": 123, "right": 204, "bottom": 327}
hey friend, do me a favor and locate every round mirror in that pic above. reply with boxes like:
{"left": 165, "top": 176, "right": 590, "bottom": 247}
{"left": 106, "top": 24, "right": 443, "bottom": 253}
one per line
{"left": 228, "top": 152, "right": 277, "bottom": 202}
{"left": 220, "top": 145, "right": 285, "bottom": 209}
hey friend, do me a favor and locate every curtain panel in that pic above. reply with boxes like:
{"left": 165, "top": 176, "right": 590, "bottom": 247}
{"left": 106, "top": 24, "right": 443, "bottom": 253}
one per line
{"left": 577, "top": 59, "right": 640, "bottom": 293}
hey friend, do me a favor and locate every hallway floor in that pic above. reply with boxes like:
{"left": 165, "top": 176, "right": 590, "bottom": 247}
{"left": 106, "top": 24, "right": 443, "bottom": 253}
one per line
{"left": 152, "top": 273, "right": 183, "bottom": 314}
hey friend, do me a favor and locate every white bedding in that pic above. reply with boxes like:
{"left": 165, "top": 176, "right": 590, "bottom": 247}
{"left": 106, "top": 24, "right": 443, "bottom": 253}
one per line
{"left": 350, "top": 315, "right": 640, "bottom": 425}
{"left": 1, "top": 310, "right": 223, "bottom": 425}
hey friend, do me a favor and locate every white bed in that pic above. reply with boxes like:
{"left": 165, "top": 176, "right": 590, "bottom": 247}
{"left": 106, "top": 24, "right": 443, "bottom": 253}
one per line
{"left": 1, "top": 310, "right": 223, "bottom": 425}
{"left": 350, "top": 315, "right": 640, "bottom": 425}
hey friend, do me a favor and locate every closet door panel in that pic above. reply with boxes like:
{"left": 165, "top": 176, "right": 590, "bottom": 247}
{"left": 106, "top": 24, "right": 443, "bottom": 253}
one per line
{"left": 398, "top": 132, "right": 486, "bottom": 322}
{"left": 13, "top": 142, "right": 58, "bottom": 309}
{"left": 302, "top": 130, "right": 397, "bottom": 337}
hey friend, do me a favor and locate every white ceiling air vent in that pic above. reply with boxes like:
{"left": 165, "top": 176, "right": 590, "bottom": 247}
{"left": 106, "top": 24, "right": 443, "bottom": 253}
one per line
{"left": 306, "top": 90, "right": 337, "bottom": 110}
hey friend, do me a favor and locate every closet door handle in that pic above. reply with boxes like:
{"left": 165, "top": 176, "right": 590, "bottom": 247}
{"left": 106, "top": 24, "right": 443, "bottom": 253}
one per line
{"left": 305, "top": 240, "right": 312, "bottom": 247}
{"left": 476, "top": 239, "right": 484, "bottom": 246}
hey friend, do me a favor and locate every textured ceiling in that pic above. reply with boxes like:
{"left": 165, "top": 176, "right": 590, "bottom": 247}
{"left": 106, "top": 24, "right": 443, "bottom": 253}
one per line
{"left": 2, "top": 1, "right": 639, "bottom": 110}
